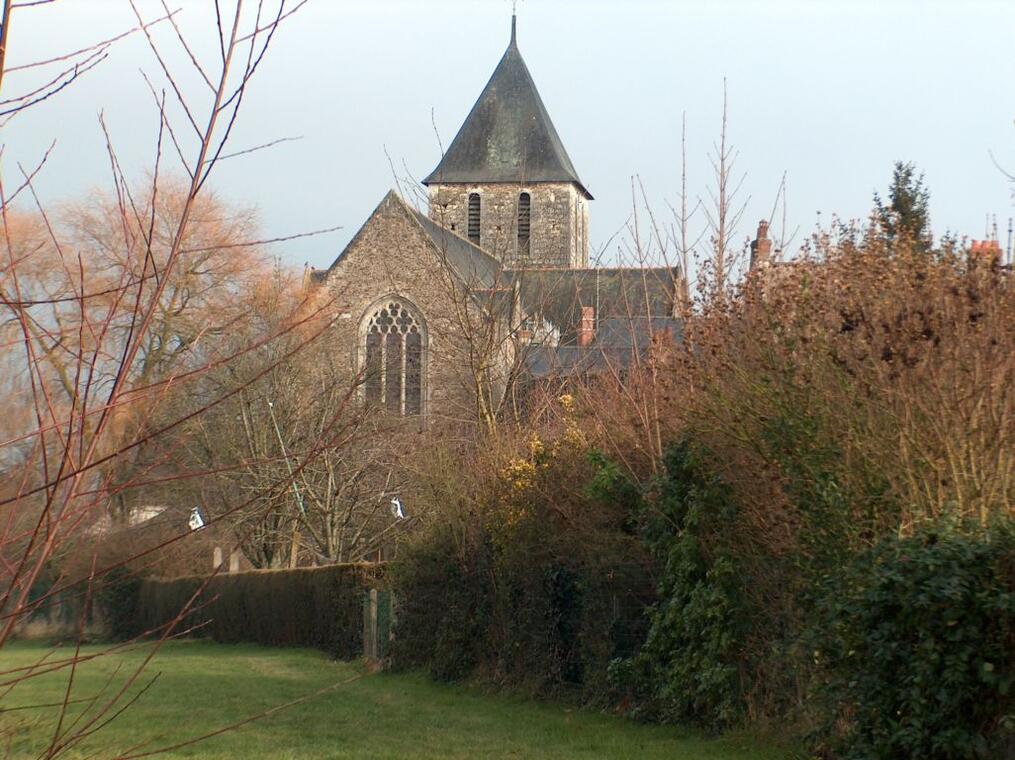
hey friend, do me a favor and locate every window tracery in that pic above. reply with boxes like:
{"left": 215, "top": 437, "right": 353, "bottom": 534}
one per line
{"left": 363, "top": 298, "right": 424, "bottom": 416}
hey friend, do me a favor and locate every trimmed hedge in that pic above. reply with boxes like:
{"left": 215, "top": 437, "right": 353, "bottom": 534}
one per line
{"left": 389, "top": 529, "right": 493, "bottom": 681}
{"left": 139, "top": 563, "right": 385, "bottom": 659}
{"left": 391, "top": 530, "right": 653, "bottom": 697}
{"left": 96, "top": 567, "right": 144, "bottom": 641}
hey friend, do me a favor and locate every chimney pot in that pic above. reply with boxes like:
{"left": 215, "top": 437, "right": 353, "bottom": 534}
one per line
{"left": 971, "top": 239, "right": 1001, "bottom": 266}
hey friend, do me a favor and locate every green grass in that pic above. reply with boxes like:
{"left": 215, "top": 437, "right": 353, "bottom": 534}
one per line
{"left": 1, "top": 641, "right": 794, "bottom": 759}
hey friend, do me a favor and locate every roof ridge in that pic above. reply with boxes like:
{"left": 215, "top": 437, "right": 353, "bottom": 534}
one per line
{"left": 404, "top": 202, "right": 501, "bottom": 269}
{"left": 398, "top": 199, "right": 505, "bottom": 293}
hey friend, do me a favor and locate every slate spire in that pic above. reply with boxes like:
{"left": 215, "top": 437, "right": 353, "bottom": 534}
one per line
{"left": 422, "top": 15, "right": 591, "bottom": 198}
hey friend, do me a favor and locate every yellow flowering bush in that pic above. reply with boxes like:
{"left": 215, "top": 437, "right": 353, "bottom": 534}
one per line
{"left": 492, "top": 397, "right": 589, "bottom": 534}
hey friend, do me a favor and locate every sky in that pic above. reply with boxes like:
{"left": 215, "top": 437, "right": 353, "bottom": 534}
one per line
{"left": 3, "top": 0, "right": 1014, "bottom": 270}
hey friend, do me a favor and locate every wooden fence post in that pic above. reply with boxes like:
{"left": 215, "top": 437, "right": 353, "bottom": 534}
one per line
{"left": 363, "top": 587, "right": 393, "bottom": 662}
{"left": 363, "top": 588, "right": 379, "bottom": 660}
{"left": 371, "top": 589, "right": 379, "bottom": 659}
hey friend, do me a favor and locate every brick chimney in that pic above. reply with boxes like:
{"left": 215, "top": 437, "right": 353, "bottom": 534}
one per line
{"left": 750, "top": 220, "right": 772, "bottom": 269}
{"left": 577, "top": 305, "right": 595, "bottom": 347}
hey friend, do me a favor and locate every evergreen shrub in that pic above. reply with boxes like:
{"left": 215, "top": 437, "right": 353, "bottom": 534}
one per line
{"left": 610, "top": 438, "right": 745, "bottom": 731}
{"left": 811, "top": 524, "right": 1015, "bottom": 759}
{"left": 390, "top": 431, "right": 653, "bottom": 702}
{"left": 96, "top": 566, "right": 144, "bottom": 641}
{"left": 388, "top": 526, "right": 493, "bottom": 681}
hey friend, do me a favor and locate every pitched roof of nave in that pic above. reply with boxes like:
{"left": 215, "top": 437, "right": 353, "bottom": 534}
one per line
{"left": 510, "top": 267, "right": 683, "bottom": 378}
{"left": 507, "top": 267, "right": 680, "bottom": 344}
{"left": 406, "top": 201, "right": 502, "bottom": 290}
{"left": 317, "top": 189, "right": 677, "bottom": 321}
{"left": 422, "top": 17, "right": 591, "bottom": 199}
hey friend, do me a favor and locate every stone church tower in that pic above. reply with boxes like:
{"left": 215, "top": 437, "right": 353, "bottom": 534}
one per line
{"left": 311, "top": 15, "right": 682, "bottom": 425}
{"left": 423, "top": 17, "right": 591, "bottom": 269}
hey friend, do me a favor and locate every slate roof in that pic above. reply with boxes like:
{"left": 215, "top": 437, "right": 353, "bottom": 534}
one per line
{"left": 508, "top": 267, "right": 679, "bottom": 344}
{"left": 524, "top": 317, "right": 682, "bottom": 379}
{"left": 310, "top": 193, "right": 683, "bottom": 381}
{"left": 405, "top": 203, "right": 503, "bottom": 290}
{"left": 422, "top": 18, "right": 591, "bottom": 199}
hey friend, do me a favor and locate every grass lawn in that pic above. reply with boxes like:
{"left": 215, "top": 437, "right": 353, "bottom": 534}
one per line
{"left": 1, "top": 641, "right": 795, "bottom": 759}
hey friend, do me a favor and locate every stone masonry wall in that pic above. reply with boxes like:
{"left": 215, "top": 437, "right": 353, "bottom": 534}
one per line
{"left": 319, "top": 192, "right": 514, "bottom": 424}
{"left": 427, "top": 182, "right": 589, "bottom": 269}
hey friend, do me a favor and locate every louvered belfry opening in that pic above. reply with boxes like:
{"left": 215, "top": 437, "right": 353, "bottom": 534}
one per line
{"left": 364, "top": 299, "right": 424, "bottom": 416}
{"left": 467, "top": 193, "right": 481, "bottom": 246}
{"left": 517, "top": 191, "right": 531, "bottom": 257}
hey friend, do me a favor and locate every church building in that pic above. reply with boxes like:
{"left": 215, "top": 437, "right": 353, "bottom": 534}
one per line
{"left": 310, "top": 16, "right": 683, "bottom": 425}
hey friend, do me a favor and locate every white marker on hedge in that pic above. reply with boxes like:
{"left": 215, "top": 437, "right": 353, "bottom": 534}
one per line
{"left": 188, "top": 506, "right": 206, "bottom": 531}
{"left": 390, "top": 496, "right": 407, "bottom": 520}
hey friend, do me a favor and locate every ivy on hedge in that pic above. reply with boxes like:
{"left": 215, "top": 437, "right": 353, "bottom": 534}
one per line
{"left": 96, "top": 567, "right": 144, "bottom": 641}
{"left": 610, "top": 438, "right": 745, "bottom": 731}
{"left": 389, "top": 447, "right": 654, "bottom": 701}
{"left": 388, "top": 527, "right": 494, "bottom": 681}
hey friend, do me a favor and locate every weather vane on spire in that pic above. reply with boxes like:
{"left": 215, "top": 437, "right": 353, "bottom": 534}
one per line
{"left": 509, "top": 0, "right": 522, "bottom": 44}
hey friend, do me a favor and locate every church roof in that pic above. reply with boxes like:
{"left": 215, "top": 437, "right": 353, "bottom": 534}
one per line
{"left": 422, "top": 17, "right": 591, "bottom": 199}
{"left": 524, "top": 317, "right": 684, "bottom": 379}
{"left": 509, "top": 267, "right": 679, "bottom": 344}
{"left": 405, "top": 203, "right": 503, "bottom": 290}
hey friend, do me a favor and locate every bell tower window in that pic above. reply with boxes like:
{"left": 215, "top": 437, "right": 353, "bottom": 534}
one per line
{"left": 517, "top": 192, "right": 531, "bottom": 257}
{"left": 467, "top": 193, "right": 481, "bottom": 246}
{"left": 363, "top": 298, "right": 425, "bottom": 416}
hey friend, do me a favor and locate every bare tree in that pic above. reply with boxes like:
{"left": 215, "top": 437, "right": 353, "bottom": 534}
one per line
{"left": 154, "top": 267, "right": 403, "bottom": 568}
{"left": 0, "top": 3, "right": 365, "bottom": 756}
{"left": 0, "top": 0, "right": 168, "bottom": 123}
{"left": 701, "top": 79, "right": 749, "bottom": 296}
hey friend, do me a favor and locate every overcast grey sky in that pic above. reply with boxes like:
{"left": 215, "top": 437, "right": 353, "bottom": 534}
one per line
{"left": 4, "top": 0, "right": 1014, "bottom": 269}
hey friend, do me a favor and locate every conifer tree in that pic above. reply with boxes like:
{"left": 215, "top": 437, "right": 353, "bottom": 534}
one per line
{"left": 873, "top": 161, "right": 933, "bottom": 253}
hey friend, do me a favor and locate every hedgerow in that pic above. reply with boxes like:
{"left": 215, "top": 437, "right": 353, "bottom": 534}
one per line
{"left": 390, "top": 418, "right": 653, "bottom": 702}
{"left": 138, "top": 563, "right": 383, "bottom": 658}
{"left": 609, "top": 439, "right": 745, "bottom": 730}
{"left": 393, "top": 237, "right": 1015, "bottom": 755}
{"left": 96, "top": 567, "right": 144, "bottom": 641}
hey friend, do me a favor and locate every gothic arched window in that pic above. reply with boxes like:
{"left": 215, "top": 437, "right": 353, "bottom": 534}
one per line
{"left": 517, "top": 192, "right": 531, "bottom": 257}
{"left": 363, "top": 298, "right": 424, "bottom": 416}
{"left": 467, "top": 193, "right": 481, "bottom": 246}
